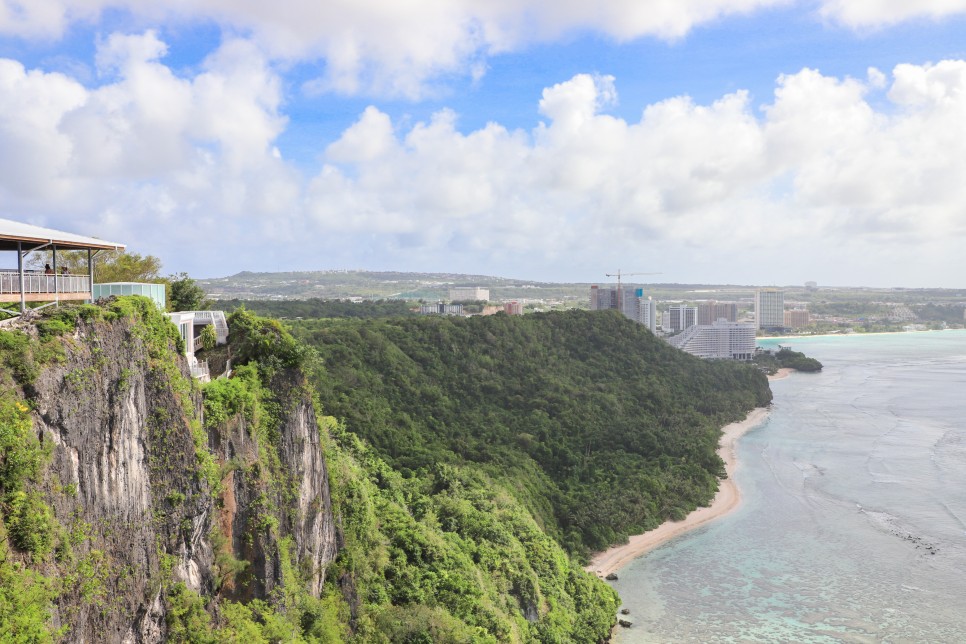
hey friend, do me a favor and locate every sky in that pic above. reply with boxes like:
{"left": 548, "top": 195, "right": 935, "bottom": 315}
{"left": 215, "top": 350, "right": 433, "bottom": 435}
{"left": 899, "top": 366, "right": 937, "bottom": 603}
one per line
{"left": 2, "top": 1, "right": 966, "bottom": 287}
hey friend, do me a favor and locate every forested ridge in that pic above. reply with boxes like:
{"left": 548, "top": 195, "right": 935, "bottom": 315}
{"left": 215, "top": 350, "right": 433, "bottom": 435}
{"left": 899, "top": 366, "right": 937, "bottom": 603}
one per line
{"left": 0, "top": 302, "right": 769, "bottom": 642}
{"left": 291, "top": 309, "right": 772, "bottom": 557}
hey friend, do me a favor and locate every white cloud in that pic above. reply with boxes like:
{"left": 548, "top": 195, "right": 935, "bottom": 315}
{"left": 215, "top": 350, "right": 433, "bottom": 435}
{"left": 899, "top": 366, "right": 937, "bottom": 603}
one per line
{"left": 818, "top": 0, "right": 966, "bottom": 28}
{"left": 0, "top": 31, "right": 296, "bottom": 266}
{"left": 2, "top": 0, "right": 790, "bottom": 98}
{"left": 303, "top": 65, "right": 966, "bottom": 284}
{"left": 4, "top": 35, "right": 966, "bottom": 284}
{"left": 6, "top": 1, "right": 966, "bottom": 98}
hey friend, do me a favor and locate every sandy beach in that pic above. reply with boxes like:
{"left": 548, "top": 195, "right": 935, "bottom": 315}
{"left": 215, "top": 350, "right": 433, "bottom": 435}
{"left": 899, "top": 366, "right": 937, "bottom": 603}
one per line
{"left": 769, "top": 367, "right": 794, "bottom": 380}
{"left": 586, "top": 405, "right": 772, "bottom": 578}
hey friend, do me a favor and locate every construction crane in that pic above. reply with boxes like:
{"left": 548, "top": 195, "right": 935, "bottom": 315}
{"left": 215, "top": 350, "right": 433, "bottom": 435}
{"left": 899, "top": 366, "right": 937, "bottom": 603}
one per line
{"left": 605, "top": 270, "right": 662, "bottom": 310}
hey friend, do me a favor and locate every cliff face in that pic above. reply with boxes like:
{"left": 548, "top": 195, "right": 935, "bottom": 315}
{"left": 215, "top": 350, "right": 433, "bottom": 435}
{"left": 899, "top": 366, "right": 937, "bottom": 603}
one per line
{"left": 207, "top": 369, "right": 339, "bottom": 603}
{"left": 29, "top": 313, "right": 215, "bottom": 642}
{"left": 0, "top": 301, "right": 339, "bottom": 642}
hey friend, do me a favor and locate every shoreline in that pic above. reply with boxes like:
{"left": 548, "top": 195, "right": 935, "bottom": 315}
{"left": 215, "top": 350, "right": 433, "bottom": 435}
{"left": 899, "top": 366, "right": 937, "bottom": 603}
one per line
{"left": 586, "top": 405, "right": 772, "bottom": 578}
{"left": 769, "top": 367, "right": 794, "bottom": 380}
{"left": 756, "top": 328, "right": 963, "bottom": 342}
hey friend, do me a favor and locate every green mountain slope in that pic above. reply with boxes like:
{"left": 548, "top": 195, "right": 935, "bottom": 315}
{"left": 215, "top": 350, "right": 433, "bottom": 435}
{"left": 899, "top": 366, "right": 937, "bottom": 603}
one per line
{"left": 291, "top": 309, "right": 772, "bottom": 557}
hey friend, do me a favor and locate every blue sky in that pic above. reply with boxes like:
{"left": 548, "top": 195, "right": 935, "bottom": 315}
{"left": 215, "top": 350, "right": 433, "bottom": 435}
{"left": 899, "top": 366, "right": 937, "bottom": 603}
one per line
{"left": 3, "top": 1, "right": 966, "bottom": 287}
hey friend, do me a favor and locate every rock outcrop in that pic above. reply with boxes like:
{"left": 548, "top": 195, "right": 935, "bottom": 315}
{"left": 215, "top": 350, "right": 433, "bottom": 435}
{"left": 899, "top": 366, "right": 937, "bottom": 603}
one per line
{"left": 2, "top": 304, "right": 339, "bottom": 642}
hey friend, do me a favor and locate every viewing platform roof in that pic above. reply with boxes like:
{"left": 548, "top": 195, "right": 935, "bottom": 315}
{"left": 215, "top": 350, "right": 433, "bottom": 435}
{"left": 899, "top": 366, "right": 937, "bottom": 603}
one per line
{"left": 0, "top": 218, "right": 126, "bottom": 252}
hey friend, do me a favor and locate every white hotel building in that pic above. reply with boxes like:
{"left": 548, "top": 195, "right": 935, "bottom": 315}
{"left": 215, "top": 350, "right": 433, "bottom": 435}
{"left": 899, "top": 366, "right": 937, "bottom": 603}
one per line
{"left": 667, "top": 319, "right": 757, "bottom": 360}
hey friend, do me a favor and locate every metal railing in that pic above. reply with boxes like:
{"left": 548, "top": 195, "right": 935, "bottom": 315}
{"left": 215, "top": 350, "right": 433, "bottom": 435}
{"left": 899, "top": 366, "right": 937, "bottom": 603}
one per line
{"left": 180, "top": 310, "right": 229, "bottom": 344}
{"left": 191, "top": 359, "right": 210, "bottom": 382}
{"left": 0, "top": 270, "right": 91, "bottom": 295}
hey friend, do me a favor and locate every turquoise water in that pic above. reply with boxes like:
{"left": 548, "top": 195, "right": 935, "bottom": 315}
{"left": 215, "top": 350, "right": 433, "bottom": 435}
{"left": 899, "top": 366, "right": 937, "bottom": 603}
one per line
{"left": 613, "top": 330, "right": 966, "bottom": 643}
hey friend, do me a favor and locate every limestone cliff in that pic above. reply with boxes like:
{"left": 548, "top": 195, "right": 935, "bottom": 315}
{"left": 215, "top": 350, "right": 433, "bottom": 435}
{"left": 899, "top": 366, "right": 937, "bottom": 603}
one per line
{"left": 0, "top": 298, "right": 340, "bottom": 642}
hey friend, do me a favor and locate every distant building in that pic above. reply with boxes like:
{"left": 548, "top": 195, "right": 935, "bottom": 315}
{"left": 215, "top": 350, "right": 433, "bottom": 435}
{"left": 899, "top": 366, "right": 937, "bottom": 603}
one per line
{"left": 697, "top": 301, "right": 738, "bottom": 325}
{"left": 665, "top": 305, "right": 698, "bottom": 333}
{"left": 667, "top": 319, "right": 756, "bottom": 360}
{"left": 805, "top": 281, "right": 818, "bottom": 292}
{"left": 590, "top": 285, "right": 618, "bottom": 310}
{"left": 167, "top": 310, "right": 229, "bottom": 381}
{"left": 784, "top": 309, "right": 810, "bottom": 329}
{"left": 637, "top": 297, "right": 658, "bottom": 333}
{"left": 419, "top": 303, "right": 463, "bottom": 316}
{"left": 504, "top": 301, "right": 523, "bottom": 315}
{"left": 620, "top": 288, "right": 641, "bottom": 320}
{"left": 755, "top": 288, "right": 785, "bottom": 330}
{"left": 449, "top": 287, "right": 489, "bottom": 301}
{"left": 591, "top": 285, "right": 658, "bottom": 332}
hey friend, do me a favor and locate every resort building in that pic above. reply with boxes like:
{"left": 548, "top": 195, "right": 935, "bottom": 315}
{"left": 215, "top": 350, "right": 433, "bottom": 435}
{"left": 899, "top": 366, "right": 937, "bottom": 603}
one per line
{"left": 665, "top": 305, "right": 698, "bottom": 333}
{"left": 755, "top": 288, "right": 785, "bottom": 330}
{"left": 667, "top": 319, "right": 756, "bottom": 360}
{"left": 637, "top": 297, "right": 658, "bottom": 333}
{"left": 784, "top": 309, "right": 810, "bottom": 329}
{"left": 419, "top": 303, "right": 463, "bottom": 316}
{"left": 621, "top": 288, "right": 657, "bottom": 333}
{"left": 449, "top": 287, "right": 489, "bottom": 301}
{"left": 590, "top": 285, "right": 618, "bottom": 311}
{"left": 697, "top": 301, "right": 738, "bottom": 325}
{"left": 591, "top": 285, "right": 659, "bottom": 333}
{"left": 504, "top": 301, "right": 523, "bottom": 315}
{"left": 1, "top": 218, "right": 125, "bottom": 318}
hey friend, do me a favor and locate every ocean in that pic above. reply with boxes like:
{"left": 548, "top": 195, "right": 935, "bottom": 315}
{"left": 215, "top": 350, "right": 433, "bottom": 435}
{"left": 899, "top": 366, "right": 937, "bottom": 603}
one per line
{"left": 612, "top": 330, "right": 966, "bottom": 643}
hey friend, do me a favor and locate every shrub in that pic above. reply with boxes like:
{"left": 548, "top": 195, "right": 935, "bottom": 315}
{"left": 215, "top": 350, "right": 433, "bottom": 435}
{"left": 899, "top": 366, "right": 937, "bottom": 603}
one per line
{"left": 0, "top": 397, "right": 46, "bottom": 494}
{"left": 6, "top": 491, "right": 56, "bottom": 558}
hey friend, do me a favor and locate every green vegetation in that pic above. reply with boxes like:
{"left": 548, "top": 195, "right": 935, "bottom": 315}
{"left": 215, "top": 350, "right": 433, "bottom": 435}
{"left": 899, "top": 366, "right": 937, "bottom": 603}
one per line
{"left": 754, "top": 348, "right": 823, "bottom": 374}
{"left": 774, "top": 348, "right": 822, "bottom": 372}
{"left": 32, "top": 249, "right": 164, "bottom": 284}
{"left": 291, "top": 309, "right": 771, "bottom": 556}
{"left": 0, "top": 534, "right": 61, "bottom": 643}
{"left": 169, "top": 272, "right": 211, "bottom": 312}
{"left": 222, "top": 310, "right": 622, "bottom": 642}
{"left": 0, "top": 300, "right": 771, "bottom": 642}
{"left": 217, "top": 298, "right": 417, "bottom": 319}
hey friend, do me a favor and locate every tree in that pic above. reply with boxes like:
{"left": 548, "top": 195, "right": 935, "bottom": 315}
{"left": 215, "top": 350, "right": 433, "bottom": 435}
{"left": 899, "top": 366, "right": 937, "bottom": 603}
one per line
{"left": 168, "top": 273, "right": 209, "bottom": 312}
{"left": 95, "top": 252, "right": 163, "bottom": 283}
{"left": 28, "top": 250, "right": 163, "bottom": 283}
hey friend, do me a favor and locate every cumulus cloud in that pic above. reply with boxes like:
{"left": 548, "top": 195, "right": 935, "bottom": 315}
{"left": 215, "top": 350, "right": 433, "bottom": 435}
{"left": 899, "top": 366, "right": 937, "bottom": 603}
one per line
{"left": 818, "top": 0, "right": 966, "bottom": 28}
{"left": 0, "top": 31, "right": 295, "bottom": 264}
{"left": 4, "top": 33, "right": 966, "bottom": 284}
{"left": 305, "top": 65, "right": 966, "bottom": 283}
{"left": 1, "top": 0, "right": 792, "bottom": 97}
{"left": 6, "top": 1, "right": 966, "bottom": 97}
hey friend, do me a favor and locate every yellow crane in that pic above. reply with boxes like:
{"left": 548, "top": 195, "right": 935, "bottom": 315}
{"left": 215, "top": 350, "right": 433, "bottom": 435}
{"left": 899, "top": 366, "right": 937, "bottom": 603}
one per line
{"left": 605, "top": 270, "right": 663, "bottom": 310}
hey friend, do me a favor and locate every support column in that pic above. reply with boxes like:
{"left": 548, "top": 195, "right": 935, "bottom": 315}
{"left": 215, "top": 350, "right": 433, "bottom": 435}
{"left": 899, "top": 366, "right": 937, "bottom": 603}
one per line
{"left": 52, "top": 245, "right": 59, "bottom": 306}
{"left": 17, "top": 241, "right": 25, "bottom": 314}
{"left": 88, "top": 249, "right": 93, "bottom": 303}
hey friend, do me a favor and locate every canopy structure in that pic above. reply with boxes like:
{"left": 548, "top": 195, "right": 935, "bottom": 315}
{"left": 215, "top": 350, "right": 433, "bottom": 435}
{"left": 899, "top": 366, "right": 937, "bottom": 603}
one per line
{"left": 0, "top": 218, "right": 127, "bottom": 317}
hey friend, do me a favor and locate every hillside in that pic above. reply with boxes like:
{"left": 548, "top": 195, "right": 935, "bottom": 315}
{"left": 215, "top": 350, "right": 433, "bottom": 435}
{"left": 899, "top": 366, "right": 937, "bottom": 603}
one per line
{"left": 0, "top": 300, "right": 618, "bottom": 642}
{"left": 290, "top": 309, "right": 772, "bottom": 557}
{"left": 0, "top": 300, "right": 770, "bottom": 641}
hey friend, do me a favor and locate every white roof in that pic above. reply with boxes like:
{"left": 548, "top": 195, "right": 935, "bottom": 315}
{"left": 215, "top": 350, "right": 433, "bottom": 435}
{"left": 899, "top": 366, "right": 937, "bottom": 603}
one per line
{"left": 0, "top": 217, "right": 126, "bottom": 252}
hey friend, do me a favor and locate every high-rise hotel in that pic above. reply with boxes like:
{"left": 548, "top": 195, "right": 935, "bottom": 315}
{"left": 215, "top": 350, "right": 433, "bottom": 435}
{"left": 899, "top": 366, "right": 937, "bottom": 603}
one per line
{"left": 755, "top": 288, "right": 785, "bottom": 330}
{"left": 590, "top": 285, "right": 657, "bottom": 333}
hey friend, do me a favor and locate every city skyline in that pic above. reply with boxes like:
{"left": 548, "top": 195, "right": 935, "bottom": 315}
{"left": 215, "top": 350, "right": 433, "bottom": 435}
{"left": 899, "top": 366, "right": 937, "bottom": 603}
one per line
{"left": 3, "top": 2, "right": 966, "bottom": 287}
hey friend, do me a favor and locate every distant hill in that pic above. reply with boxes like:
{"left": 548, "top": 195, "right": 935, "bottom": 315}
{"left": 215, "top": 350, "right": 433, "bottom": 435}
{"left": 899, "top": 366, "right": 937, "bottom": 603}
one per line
{"left": 199, "top": 269, "right": 768, "bottom": 305}
{"left": 200, "top": 269, "right": 587, "bottom": 302}
{"left": 200, "top": 270, "right": 966, "bottom": 324}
